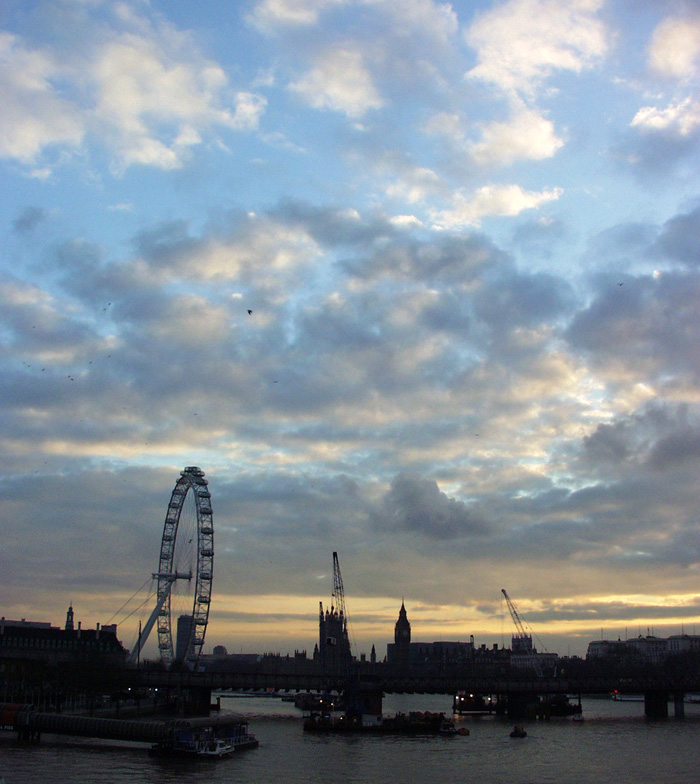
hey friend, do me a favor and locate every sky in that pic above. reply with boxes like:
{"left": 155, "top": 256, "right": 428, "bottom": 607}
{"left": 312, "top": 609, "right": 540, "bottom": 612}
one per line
{"left": 1, "top": 0, "right": 700, "bottom": 661}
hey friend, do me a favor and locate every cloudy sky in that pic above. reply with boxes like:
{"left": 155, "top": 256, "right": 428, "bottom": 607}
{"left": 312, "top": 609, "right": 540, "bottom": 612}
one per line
{"left": 2, "top": 0, "right": 700, "bottom": 660}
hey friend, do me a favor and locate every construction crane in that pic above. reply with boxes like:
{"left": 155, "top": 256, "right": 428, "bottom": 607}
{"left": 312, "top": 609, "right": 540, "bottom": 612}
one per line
{"left": 319, "top": 552, "right": 352, "bottom": 667}
{"left": 502, "top": 587, "right": 539, "bottom": 656}
{"left": 321, "top": 553, "right": 364, "bottom": 718}
{"left": 332, "top": 551, "right": 348, "bottom": 631}
{"left": 501, "top": 589, "right": 553, "bottom": 678}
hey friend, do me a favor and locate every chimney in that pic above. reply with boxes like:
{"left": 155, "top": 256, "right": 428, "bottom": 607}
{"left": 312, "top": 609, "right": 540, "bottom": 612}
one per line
{"left": 96, "top": 622, "right": 100, "bottom": 640}
{"left": 77, "top": 621, "right": 81, "bottom": 639}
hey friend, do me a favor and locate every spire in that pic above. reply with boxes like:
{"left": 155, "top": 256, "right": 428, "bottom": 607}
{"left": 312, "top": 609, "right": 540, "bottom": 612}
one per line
{"left": 65, "top": 603, "right": 75, "bottom": 631}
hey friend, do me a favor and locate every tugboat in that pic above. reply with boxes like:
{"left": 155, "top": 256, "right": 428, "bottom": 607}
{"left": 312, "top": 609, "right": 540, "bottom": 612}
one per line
{"left": 438, "top": 719, "right": 458, "bottom": 736}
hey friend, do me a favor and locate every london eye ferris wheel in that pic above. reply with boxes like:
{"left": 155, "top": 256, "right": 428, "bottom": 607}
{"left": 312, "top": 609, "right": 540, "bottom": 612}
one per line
{"left": 128, "top": 466, "right": 213, "bottom": 669}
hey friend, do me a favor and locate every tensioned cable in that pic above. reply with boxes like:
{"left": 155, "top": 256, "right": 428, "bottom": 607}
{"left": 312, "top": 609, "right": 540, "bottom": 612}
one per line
{"left": 106, "top": 575, "right": 153, "bottom": 624}
{"left": 118, "top": 588, "right": 157, "bottom": 625}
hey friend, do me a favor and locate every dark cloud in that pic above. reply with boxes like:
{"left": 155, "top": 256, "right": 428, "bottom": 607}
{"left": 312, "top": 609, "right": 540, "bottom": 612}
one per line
{"left": 647, "top": 429, "right": 700, "bottom": 471}
{"left": 611, "top": 122, "right": 700, "bottom": 178}
{"left": 473, "top": 268, "right": 575, "bottom": 333}
{"left": 0, "top": 466, "right": 166, "bottom": 601}
{"left": 132, "top": 219, "right": 199, "bottom": 268}
{"left": 0, "top": 272, "right": 97, "bottom": 358}
{"left": 582, "top": 421, "right": 632, "bottom": 465}
{"left": 13, "top": 206, "right": 47, "bottom": 234}
{"left": 345, "top": 233, "right": 506, "bottom": 284}
{"left": 270, "top": 199, "right": 397, "bottom": 248}
{"left": 418, "top": 290, "right": 472, "bottom": 333}
{"left": 505, "top": 596, "right": 700, "bottom": 626}
{"left": 653, "top": 203, "right": 700, "bottom": 267}
{"left": 580, "top": 403, "right": 700, "bottom": 472}
{"left": 566, "top": 271, "right": 700, "bottom": 381}
{"left": 586, "top": 221, "right": 657, "bottom": 269}
{"left": 377, "top": 472, "right": 490, "bottom": 540}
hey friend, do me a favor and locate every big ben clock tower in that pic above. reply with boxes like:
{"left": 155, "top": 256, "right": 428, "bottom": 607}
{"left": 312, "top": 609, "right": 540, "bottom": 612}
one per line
{"left": 394, "top": 601, "right": 411, "bottom": 666}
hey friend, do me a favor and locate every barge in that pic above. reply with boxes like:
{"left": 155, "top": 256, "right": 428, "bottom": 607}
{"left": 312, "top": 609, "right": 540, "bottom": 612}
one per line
{"left": 151, "top": 717, "right": 258, "bottom": 757}
{"left": 304, "top": 710, "right": 458, "bottom": 736}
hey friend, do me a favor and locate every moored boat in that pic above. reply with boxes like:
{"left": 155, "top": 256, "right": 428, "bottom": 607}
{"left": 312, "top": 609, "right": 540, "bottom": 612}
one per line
{"left": 151, "top": 718, "right": 258, "bottom": 758}
{"left": 538, "top": 694, "right": 582, "bottom": 717}
{"left": 453, "top": 691, "right": 495, "bottom": 715}
{"left": 304, "top": 710, "right": 458, "bottom": 736}
{"left": 198, "top": 738, "right": 235, "bottom": 758}
{"left": 611, "top": 691, "right": 643, "bottom": 701}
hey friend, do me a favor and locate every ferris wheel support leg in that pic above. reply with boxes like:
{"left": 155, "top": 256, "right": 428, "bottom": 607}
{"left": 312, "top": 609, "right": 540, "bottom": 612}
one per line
{"left": 126, "top": 580, "right": 174, "bottom": 667}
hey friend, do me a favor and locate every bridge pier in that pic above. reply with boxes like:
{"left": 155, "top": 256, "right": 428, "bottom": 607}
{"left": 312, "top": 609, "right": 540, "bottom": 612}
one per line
{"left": 673, "top": 692, "right": 685, "bottom": 718}
{"left": 502, "top": 693, "right": 535, "bottom": 719}
{"left": 643, "top": 691, "right": 668, "bottom": 719}
{"left": 184, "top": 686, "right": 212, "bottom": 716}
{"left": 356, "top": 684, "right": 383, "bottom": 721}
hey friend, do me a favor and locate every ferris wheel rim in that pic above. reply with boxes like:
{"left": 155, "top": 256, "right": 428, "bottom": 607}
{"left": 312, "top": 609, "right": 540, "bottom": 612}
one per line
{"left": 155, "top": 466, "right": 214, "bottom": 669}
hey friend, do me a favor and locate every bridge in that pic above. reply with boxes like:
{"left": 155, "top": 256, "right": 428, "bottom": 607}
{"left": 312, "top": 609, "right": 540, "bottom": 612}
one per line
{"left": 120, "top": 662, "right": 700, "bottom": 719}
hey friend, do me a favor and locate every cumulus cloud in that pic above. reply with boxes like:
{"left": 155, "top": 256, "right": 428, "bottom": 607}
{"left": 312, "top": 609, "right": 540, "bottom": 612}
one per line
{"left": 647, "top": 13, "right": 700, "bottom": 80}
{"left": 0, "top": 8, "right": 266, "bottom": 173}
{"left": 385, "top": 166, "right": 441, "bottom": 205}
{"left": 289, "top": 46, "right": 383, "bottom": 117}
{"left": 248, "top": 0, "right": 347, "bottom": 30}
{"left": 425, "top": 106, "right": 564, "bottom": 168}
{"left": 90, "top": 26, "right": 266, "bottom": 171}
{"left": 631, "top": 98, "right": 700, "bottom": 138}
{"left": 250, "top": 0, "right": 458, "bottom": 46}
{"left": 431, "top": 184, "right": 563, "bottom": 229}
{"left": 623, "top": 14, "right": 700, "bottom": 172}
{"left": 378, "top": 0, "right": 458, "bottom": 43}
{"left": 470, "top": 107, "right": 564, "bottom": 166}
{"left": 0, "top": 31, "right": 83, "bottom": 166}
{"left": 465, "top": 0, "right": 608, "bottom": 98}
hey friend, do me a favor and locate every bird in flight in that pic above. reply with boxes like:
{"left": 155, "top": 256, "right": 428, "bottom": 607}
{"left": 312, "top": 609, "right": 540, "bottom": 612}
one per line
{"left": 247, "top": 309, "right": 253, "bottom": 315}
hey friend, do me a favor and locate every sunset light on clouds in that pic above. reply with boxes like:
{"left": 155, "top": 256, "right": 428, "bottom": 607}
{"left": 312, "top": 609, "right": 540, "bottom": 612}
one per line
{"left": 2, "top": 0, "right": 700, "bottom": 659}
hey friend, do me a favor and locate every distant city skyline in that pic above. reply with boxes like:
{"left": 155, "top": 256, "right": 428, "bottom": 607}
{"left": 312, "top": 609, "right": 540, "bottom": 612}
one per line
{"left": 6, "top": 588, "right": 699, "bottom": 663}
{"left": 2, "top": 1, "right": 700, "bottom": 661}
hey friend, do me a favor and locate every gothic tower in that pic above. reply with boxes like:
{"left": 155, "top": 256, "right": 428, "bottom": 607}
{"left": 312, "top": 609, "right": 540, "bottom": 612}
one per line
{"left": 319, "top": 600, "right": 351, "bottom": 670}
{"left": 394, "top": 600, "right": 411, "bottom": 666}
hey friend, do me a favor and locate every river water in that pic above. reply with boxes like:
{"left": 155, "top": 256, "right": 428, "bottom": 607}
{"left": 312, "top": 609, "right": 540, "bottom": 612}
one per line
{"left": 2, "top": 694, "right": 699, "bottom": 784}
